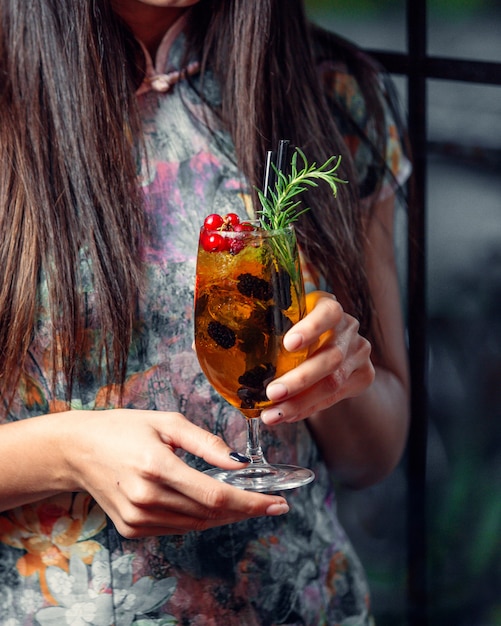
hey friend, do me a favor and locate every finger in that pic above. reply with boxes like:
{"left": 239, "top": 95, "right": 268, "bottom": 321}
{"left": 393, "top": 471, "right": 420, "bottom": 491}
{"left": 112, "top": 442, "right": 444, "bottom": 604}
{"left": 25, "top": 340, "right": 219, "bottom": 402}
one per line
{"left": 305, "top": 289, "right": 337, "bottom": 313}
{"left": 126, "top": 427, "right": 289, "bottom": 517}
{"left": 266, "top": 315, "right": 356, "bottom": 403}
{"left": 155, "top": 412, "right": 249, "bottom": 470}
{"left": 114, "top": 492, "right": 285, "bottom": 539}
{"left": 284, "top": 291, "right": 342, "bottom": 354}
{"left": 123, "top": 498, "right": 286, "bottom": 535}
{"left": 161, "top": 452, "right": 289, "bottom": 516}
{"left": 127, "top": 412, "right": 290, "bottom": 512}
{"left": 271, "top": 312, "right": 364, "bottom": 400}
{"left": 128, "top": 449, "right": 289, "bottom": 519}
{"left": 267, "top": 341, "right": 345, "bottom": 401}
{"left": 112, "top": 454, "right": 290, "bottom": 538}
{"left": 262, "top": 335, "right": 373, "bottom": 424}
{"left": 263, "top": 360, "right": 374, "bottom": 425}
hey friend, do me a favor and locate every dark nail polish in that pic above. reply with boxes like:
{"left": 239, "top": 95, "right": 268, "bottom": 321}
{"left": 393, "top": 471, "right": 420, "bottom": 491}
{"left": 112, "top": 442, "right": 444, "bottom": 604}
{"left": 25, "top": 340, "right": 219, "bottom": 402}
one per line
{"left": 229, "top": 451, "right": 251, "bottom": 463}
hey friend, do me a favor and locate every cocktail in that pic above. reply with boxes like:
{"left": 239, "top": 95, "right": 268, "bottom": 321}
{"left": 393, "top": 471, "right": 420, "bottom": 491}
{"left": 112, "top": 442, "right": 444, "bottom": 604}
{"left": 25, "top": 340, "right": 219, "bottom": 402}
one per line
{"left": 194, "top": 145, "right": 346, "bottom": 491}
{"left": 194, "top": 214, "right": 315, "bottom": 491}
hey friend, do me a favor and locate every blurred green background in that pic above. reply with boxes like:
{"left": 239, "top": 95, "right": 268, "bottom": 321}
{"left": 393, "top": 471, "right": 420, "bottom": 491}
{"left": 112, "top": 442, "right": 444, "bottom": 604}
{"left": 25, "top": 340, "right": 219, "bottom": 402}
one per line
{"left": 304, "top": 1, "right": 501, "bottom": 625}
{"left": 306, "top": 0, "right": 496, "bottom": 16}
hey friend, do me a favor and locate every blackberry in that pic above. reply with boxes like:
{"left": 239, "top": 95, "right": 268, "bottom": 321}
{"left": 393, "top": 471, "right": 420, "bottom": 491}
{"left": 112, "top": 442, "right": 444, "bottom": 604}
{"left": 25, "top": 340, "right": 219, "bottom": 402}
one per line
{"left": 271, "top": 268, "right": 292, "bottom": 310}
{"left": 238, "top": 362, "right": 276, "bottom": 388}
{"left": 237, "top": 273, "right": 272, "bottom": 301}
{"left": 207, "top": 321, "right": 236, "bottom": 349}
{"left": 238, "top": 327, "right": 266, "bottom": 355}
{"left": 237, "top": 387, "right": 259, "bottom": 409}
{"left": 237, "top": 363, "right": 276, "bottom": 409}
{"left": 266, "top": 305, "right": 294, "bottom": 335}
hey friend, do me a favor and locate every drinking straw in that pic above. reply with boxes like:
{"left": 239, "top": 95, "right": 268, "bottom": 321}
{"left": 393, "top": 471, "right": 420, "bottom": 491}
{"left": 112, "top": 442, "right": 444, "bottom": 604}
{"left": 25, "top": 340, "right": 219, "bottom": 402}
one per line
{"left": 262, "top": 139, "right": 290, "bottom": 200}
{"left": 275, "top": 139, "right": 290, "bottom": 179}
{"left": 262, "top": 150, "right": 275, "bottom": 201}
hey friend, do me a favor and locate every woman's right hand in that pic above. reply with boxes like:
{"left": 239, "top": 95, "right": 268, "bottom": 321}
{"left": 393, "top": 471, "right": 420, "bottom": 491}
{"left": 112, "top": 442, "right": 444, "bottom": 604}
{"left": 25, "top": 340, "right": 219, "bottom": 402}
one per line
{"left": 0, "top": 409, "right": 289, "bottom": 537}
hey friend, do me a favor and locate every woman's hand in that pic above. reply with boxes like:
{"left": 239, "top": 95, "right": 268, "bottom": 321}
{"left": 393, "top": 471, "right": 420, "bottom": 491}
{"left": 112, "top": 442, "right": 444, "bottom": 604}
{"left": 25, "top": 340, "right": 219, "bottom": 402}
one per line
{"left": 67, "top": 409, "right": 290, "bottom": 537}
{"left": 261, "top": 194, "right": 410, "bottom": 488}
{"left": 261, "top": 291, "right": 375, "bottom": 425}
{"left": 0, "top": 410, "right": 289, "bottom": 536}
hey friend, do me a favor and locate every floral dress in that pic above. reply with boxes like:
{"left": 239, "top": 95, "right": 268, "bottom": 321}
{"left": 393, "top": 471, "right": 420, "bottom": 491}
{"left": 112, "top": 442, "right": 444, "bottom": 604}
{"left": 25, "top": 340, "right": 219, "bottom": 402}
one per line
{"left": 0, "top": 18, "right": 409, "bottom": 626}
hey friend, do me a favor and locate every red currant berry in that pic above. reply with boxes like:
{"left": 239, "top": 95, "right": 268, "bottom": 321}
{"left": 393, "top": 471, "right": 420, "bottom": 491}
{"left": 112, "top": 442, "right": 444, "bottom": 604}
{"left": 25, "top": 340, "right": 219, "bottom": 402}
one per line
{"left": 203, "top": 213, "right": 224, "bottom": 230}
{"left": 201, "top": 231, "right": 227, "bottom": 252}
{"left": 224, "top": 213, "right": 240, "bottom": 229}
{"left": 233, "top": 222, "right": 255, "bottom": 232}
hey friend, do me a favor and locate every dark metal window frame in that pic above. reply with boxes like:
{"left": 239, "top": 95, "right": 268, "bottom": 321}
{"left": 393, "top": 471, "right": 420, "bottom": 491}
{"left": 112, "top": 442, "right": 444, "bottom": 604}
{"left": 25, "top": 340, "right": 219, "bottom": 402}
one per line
{"left": 366, "top": 2, "right": 501, "bottom": 624}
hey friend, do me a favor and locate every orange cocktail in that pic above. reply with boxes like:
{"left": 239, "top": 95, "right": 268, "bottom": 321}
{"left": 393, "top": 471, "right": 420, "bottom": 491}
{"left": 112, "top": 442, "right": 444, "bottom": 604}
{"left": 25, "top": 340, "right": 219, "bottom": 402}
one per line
{"left": 195, "top": 222, "right": 307, "bottom": 418}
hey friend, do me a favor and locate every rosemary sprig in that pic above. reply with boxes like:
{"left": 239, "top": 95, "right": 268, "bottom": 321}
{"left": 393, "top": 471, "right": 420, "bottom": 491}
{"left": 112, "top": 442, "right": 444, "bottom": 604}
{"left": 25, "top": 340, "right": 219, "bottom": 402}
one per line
{"left": 257, "top": 147, "right": 347, "bottom": 230}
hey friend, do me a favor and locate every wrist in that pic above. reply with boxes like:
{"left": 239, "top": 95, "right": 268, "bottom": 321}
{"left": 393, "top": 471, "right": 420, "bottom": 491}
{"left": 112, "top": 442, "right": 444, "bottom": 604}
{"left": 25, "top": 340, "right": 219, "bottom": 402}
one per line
{"left": 0, "top": 410, "right": 88, "bottom": 511}
{"left": 52, "top": 409, "right": 93, "bottom": 493}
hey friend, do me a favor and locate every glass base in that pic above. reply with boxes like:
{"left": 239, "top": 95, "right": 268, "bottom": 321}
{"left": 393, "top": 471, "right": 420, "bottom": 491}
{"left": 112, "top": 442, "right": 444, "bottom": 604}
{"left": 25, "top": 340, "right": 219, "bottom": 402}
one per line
{"left": 205, "top": 463, "right": 315, "bottom": 492}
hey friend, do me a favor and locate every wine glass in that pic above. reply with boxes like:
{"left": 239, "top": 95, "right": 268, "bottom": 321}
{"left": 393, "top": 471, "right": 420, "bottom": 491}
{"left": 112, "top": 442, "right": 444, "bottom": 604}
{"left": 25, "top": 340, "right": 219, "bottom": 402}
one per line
{"left": 194, "top": 220, "right": 315, "bottom": 492}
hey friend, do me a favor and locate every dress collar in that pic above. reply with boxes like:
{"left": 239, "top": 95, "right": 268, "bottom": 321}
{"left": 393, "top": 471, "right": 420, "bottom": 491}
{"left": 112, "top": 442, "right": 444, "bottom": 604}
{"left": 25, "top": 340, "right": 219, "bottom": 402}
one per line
{"left": 135, "top": 11, "right": 200, "bottom": 96}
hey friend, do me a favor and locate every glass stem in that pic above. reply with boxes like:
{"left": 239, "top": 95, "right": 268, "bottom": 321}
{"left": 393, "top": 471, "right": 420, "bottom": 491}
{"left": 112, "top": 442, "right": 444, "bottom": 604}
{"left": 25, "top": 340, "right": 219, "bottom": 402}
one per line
{"left": 246, "top": 418, "right": 267, "bottom": 465}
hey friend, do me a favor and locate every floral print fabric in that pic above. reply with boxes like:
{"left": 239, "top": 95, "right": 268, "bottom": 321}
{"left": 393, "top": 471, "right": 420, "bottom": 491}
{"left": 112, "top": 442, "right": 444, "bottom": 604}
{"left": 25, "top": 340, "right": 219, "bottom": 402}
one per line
{"left": 0, "top": 25, "right": 407, "bottom": 626}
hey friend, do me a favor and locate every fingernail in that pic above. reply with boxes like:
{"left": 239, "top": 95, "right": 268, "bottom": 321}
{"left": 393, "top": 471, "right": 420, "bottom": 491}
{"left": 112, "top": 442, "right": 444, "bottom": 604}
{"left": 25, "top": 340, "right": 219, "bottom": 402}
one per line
{"left": 283, "top": 332, "right": 303, "bottom": 351}
{"left": 266, "top": 502, "right": 290, "bottom": 516}
{"left": 261, "top": 408, "right": 284, "bottom": 425}
{"left": 229, "top": 451, "right": 251, "bottom": 463}
{"left": 266, "top": 383, "right": 288, "bottom": 402}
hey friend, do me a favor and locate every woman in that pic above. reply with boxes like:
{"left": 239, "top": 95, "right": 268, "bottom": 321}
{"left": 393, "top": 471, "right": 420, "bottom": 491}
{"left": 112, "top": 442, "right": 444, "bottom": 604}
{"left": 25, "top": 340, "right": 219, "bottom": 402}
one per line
{"left": 0, "top": 0, "right": 410, "bottom": 623}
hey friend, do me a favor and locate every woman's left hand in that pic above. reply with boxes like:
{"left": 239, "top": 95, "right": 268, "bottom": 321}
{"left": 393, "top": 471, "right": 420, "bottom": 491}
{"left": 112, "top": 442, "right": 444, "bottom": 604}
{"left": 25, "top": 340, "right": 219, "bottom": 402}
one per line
{"left": 261, "top": 291, "right": 375, "bottom": 425}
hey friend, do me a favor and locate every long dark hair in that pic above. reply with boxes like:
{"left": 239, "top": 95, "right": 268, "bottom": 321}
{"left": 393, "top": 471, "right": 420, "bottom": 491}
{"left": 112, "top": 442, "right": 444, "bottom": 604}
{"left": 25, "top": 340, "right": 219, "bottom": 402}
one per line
{"left": 0, "top": 0, "right": 392, "bottom": 410}
{"left": 187, "top": 0, "right": 389, "bottom": 328}
{"left": 0, "top": 0, "right": 145, "bottom": 407}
